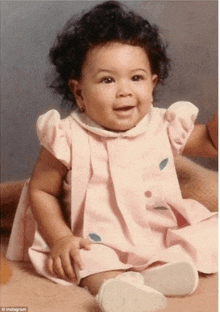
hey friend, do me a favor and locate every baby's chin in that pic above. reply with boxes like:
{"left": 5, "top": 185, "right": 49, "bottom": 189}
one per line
{"left": 102, "top": 116, "right": 146, "bottom": 132}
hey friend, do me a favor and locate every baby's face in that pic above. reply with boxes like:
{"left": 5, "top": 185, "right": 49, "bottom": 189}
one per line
{"left": 70, "top": 42, "right": 157, "bottom": 132}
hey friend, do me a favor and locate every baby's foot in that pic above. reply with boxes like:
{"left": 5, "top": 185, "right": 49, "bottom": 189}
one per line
{"left": 141, "top": 261, "right": 199, "bottom": 296}
{"left": 96, "top": 272, "right": 166, "bottom": 312}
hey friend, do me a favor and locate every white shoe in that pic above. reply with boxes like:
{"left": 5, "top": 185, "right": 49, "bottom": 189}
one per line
{"left": 141, "top": 261, "right": 199, "bottom": 296}
{"left": 97, "top": 272, "right": 167, "bottom": 312}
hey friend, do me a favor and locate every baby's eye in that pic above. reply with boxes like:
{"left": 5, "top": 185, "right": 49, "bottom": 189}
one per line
{"left": 131, "top": 75, "right": 144, "bottom": 81}
{"left": 101, "top": 77, "right": 115, "bottom": 84}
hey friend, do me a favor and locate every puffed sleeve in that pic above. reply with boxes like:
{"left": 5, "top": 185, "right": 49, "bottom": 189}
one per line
{"left": 36, "top": 110, "right": 72, "bottom": 169}
{"left": 165, "top": 101, "right": 199, "bottom": 156}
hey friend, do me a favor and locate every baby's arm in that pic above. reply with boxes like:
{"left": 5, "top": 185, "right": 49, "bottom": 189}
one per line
{"left": 28, "top": 147, "right": 91, "bottom": 282}
{"left": 183, "top": 110, "right": 218, "bottom": 157}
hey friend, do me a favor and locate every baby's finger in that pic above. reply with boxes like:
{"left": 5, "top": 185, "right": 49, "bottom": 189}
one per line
{"left": 60, "top": 254, "right": 77, "bottom": 282}
{"left": 47, "top": 257, "right": 57, "bottom": 277}
{"left": 53, "top": 256, "right": 66, "bottom": 280}
{"left": 70, "top": 249, "right": 84, "bottom": 270}
{"left": 80, "top": 238, "right": 91, "bottom": 250}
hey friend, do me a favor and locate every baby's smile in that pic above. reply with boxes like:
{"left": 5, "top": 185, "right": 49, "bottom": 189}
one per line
{"left": 114, "top": 104, "right": 136, "bottom": 113}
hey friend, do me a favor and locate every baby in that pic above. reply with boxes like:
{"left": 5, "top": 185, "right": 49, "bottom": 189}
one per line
{"left": 7, "top": 1, "right": 218, "bottom": 312}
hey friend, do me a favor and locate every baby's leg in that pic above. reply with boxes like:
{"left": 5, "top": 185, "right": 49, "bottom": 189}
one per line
{"left": 81, "top": 270, "right": 167, "bottom": 312}
{"left": 80, "top": 270, "right": 124, "bottom": 295}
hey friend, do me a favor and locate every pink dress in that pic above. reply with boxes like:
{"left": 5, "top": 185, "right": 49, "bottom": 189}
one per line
{"left": 6, "top": 102, "right": 218, "bottom": 286}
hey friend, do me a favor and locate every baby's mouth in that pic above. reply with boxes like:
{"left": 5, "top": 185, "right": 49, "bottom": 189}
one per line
{"left": 114, "top": 106, "right": 135, "bottom": 111}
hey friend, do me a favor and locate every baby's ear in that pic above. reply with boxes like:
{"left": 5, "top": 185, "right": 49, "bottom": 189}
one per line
{"left": 68, "top": 79, "right": 85, "bottom": 110}
{"left": 152, "top": 74, "right": 158, "bottom": 87}
{"left": 68, "top": 79, "right": 79, "bottom": 95}
{"left": 69, "top": 79, "right": 83, "bottom": 100}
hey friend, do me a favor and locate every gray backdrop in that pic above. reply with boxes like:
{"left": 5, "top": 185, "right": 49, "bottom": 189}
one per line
{"left": 1, "top": 0, "right": 218, "bottom": 182}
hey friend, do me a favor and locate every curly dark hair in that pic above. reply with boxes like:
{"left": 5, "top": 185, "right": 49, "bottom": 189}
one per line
{"left": 48, "top": 0, "right": 170, "bottom": 108}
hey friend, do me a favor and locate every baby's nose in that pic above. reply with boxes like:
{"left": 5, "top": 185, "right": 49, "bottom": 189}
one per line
{"left": 117, "top": 81, "right": 132, "bottom": 97}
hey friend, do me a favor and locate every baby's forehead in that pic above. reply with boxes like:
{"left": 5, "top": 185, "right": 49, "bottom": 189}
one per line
{"left": 84, "top": 42, "right": 150, "bottom": 66}
{"left": 79, "top": 43, "right": 153, "bottom": 79}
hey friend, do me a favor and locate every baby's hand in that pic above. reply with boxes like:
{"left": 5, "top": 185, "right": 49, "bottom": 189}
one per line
{"left": 47, "top": 235, "right": 91, "bottom": 282}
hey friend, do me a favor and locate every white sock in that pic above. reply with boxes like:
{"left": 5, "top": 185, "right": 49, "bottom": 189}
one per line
{"left": 96, "top": 271, "right": 167, "bottom": 312}
{"left": 141, "top": 261, "right": 199, "bottom": 296}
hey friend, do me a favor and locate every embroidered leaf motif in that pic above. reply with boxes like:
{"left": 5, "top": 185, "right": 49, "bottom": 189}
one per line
{"left": 153, "top": 206, "right": 168, "bottom": 210}
{"left": 89, "top": 233, "right": 102, "bottom": 242}
{"left": 159, "top": 158, "right": 169, "bottom": 170}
